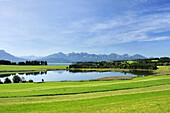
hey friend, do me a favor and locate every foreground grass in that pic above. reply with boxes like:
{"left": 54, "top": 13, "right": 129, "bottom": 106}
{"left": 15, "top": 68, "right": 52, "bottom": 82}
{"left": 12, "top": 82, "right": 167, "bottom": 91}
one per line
{"left": 0, "top": 75, "right": 169, "bottom": 112}
{"left": 0, "top": 84, "right": 169, "bottom": 105}
{"left": 0, "top": 88, "right": 169, "bottom": 113}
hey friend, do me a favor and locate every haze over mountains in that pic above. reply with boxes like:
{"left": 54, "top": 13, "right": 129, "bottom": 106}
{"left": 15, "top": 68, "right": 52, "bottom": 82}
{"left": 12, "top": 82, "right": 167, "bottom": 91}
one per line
{"left": 38, "top": 52, "right": 146, "bottom": 63}
{"left": 0, "top": 50, "right": 146, "bottom": 63}
{"left": 0, "top": 50, "right": 25, "bottom": 62}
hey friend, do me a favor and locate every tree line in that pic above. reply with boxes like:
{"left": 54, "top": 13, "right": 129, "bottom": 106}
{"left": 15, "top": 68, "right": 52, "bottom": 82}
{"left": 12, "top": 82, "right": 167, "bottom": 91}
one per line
{"left": 0, "top": 60, "right": 47, "bottom": 65}
{"left": 69, "top": 57, "right": 170, "bottom": 70}
{"left": 69, "top": 61, "right": 157, "bottom": 70}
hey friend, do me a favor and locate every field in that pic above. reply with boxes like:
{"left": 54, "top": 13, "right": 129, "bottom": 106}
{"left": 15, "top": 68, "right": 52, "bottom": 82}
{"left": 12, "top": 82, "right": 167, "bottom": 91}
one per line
{"left": 0, "top": 65, "right": 68, "bottom": 75}
{"left": 0, "top": 75, "right": 169, "bottom": 112}
{"left": 0, "top": 65, "right": 68, "bottom": 71}
{"left": 157, "top": 66, "right": 170, "bottom": 71}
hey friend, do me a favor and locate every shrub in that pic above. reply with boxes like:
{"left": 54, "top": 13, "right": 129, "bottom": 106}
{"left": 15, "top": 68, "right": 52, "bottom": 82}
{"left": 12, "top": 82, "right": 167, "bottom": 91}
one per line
{"left": 28, "top": 79, "right": 33, "bottom": 83}
{"left": 4, "top": 78, "right": 12, "bottom": 83}
{"left": 12, "top": 75, "right": 21, "bottom": 83}
{"left": 21, "top": 77, "right": 26, "bottom": 83}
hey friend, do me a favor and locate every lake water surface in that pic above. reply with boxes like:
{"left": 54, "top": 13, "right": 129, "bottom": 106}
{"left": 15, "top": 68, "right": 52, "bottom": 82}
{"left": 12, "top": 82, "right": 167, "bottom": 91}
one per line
{"left": 0, "top": 70, "right": 137, "bottom": 82}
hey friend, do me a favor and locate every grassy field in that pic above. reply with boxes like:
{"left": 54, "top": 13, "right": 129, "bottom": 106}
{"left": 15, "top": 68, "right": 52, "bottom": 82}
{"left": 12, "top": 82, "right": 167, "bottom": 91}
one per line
{"left": 0, "top": 65, "right": 68, "bottom": 75}
{"left": 0, "top": 75, "right": 169, "bottom": 112}
{"left": 151, "top": 60, "right": 159, "bottom": 62}
{"left": 0, "top": 65, "right": 68, "bottom": 71}
{"left": 157, "top": 66, "right": 170, "bottom": 71}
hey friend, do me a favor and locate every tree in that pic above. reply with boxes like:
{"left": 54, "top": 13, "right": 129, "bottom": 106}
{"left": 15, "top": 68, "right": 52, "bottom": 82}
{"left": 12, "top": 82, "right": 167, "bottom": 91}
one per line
{"left": 45, "top": 61, "right": 47, "bottom": 65}
{"left": 4, "top": 78, "right": 12, "bottom": 83}
{"left": 0, "top": 60, "right": 11, "bottom": 65}
{"left": 12, "top": 75, "right": 21, "bottom": 83}
{"left": 18, "top": 62, "right": 26, "bottom": 65}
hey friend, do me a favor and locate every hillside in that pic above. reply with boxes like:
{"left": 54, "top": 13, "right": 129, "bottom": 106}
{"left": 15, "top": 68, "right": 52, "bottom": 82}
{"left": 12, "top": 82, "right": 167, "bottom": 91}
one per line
{"left": 0, "top": 50, "right": 25, "bottom": 62}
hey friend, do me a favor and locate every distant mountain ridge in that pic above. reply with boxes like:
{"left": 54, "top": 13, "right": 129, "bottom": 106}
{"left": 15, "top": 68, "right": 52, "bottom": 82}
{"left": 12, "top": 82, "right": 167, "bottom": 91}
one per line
{"left": 0, "top": 50, "right": 25, "bottom": 62}
{"left": 0, "top": 50, "right": 147, "bottom": 63}
{"left": 20, "top": 56, "right": 42, "bottom": 60}
{"left": 38, "top": 52, "right": 146, "bottom": 63}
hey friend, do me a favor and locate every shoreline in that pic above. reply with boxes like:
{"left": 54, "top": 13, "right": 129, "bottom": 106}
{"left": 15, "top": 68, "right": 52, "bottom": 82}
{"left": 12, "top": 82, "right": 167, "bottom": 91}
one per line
{"left": 0, "top": 65, "right": 170, "bottom": 80}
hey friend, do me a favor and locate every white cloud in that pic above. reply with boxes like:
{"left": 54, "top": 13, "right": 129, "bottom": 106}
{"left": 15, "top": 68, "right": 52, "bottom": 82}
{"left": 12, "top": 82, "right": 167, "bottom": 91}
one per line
{"left": 81, "top": 9, "right": 170, "bottom": 47}
{"left": 143, "top": 37, "right": 170, "bottom": 41}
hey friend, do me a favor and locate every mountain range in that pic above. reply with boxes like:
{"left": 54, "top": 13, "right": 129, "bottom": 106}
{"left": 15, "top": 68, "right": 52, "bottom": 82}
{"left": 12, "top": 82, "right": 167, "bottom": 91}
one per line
{"left": 0, "top": 50, "right": 25, "bottom": 62}
{"left": 0, "top": 50, "right": 146, "bottom": 63}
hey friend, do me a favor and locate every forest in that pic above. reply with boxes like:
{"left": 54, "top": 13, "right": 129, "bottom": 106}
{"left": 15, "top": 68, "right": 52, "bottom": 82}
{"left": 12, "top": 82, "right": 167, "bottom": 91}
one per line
{"left": 69, "top": 57, "right": 170, "bottom": 69}
{"left": 0, "top": 60, "right": 47, "bottom": 65}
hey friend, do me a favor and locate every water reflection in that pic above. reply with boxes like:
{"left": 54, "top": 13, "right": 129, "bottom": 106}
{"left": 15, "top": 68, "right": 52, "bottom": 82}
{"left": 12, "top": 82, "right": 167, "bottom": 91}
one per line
{"left": 0, "top": 71, "right": 47, "bottom": 78}
{"left": 69, "top": 70, "right": 154, "bottom": 76}
{"left": 128, "top": 70, "right": 154, "bottom": 76}
{"left": 0, "top": 70, "right": 154, "bottom": 82}
{"left": 0, "top": 74, "right": 11, "bottom": 78}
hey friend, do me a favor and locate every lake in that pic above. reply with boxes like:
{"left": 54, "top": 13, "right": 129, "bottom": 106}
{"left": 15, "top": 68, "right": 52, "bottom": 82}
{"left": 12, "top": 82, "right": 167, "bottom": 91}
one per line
{"left": 0, "top": 70, "right": 139, "bottom": 82}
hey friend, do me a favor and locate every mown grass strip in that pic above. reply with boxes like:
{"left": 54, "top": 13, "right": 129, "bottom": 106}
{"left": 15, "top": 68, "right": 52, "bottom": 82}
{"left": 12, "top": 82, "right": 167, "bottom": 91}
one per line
{"left": 0, "top": 90, "right": 169, "bottom": 113}
{"left": 0, "top": 78, "right": 169, "bottom": 98}
{"left": 0, "top": 84, "right": 169, "bottom": 105}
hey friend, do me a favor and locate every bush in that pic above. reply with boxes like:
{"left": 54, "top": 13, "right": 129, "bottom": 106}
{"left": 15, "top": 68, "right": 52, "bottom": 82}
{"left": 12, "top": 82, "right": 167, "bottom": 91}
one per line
{"left": 28, "top": 79, "right": 33, "bottom": 83}
{"left": 12, "top": 75, "right": 21, "bottom": 83}
{"left": 4, "top": 78, "right": 12, "bottom": 83}
{"left": 21, "top": 77, "right": 26, "bottom": 83}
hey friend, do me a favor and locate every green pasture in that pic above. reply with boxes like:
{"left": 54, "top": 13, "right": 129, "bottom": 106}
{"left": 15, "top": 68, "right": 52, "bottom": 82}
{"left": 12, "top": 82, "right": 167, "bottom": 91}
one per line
{"left": 0, "top": 65, "right": 68, "bottom": 75}
{"left": 151, "top": 60, "right": 159, "bottom": 62}
{"left": 0, "top": 65, "right": 68, "bottom": 71}
{"left": 157, "top": 66, "right": 170, "bottom": 71}
{"left": 0, "top": 75, "right": 169, "bottom": 98}
{"left": 0, "top": 90, "right": 169, "bottom": 113}
{"left": 0, "top": 75, "right": 169, "bottom": 112}
{"left": 0, "top": 65, "right": 169, "bottom": 112}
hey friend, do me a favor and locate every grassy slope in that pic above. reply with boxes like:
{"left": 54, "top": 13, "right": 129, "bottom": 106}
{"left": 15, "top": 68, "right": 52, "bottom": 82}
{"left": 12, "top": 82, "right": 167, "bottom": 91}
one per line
{"left": 0, "top": 90, "right": 169, "bottom": 113}
{"left": 0, "top": 75, "right": 169, "bottom": 98}
{"left": 0, "top": 65, "right": 169, "bottom": 112}
{"left": 0, "top": 75, "right": 169, "bottom": 112}
{"left": 0, "top": 84, "right": 169, "bottom": 105}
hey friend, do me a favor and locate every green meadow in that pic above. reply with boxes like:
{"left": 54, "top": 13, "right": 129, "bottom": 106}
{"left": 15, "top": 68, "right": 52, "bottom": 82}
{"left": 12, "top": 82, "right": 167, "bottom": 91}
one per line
{"left": 0, "top": 65, "right": 68, "bottom": 75}
{"left": 157, "top": 66, "right": 170, "bottom": 71}
{"left": 0, "top": 65, "right": 68, "bottom": 71}
{"left": 0, "top": 74, "right": 169, "bottom": 112}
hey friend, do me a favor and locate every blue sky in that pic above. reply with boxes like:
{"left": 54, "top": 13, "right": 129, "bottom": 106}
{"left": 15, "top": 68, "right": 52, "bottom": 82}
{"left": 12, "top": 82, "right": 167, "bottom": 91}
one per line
{"left": 0, "top": 0, "right": 170, "bottom": 57}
